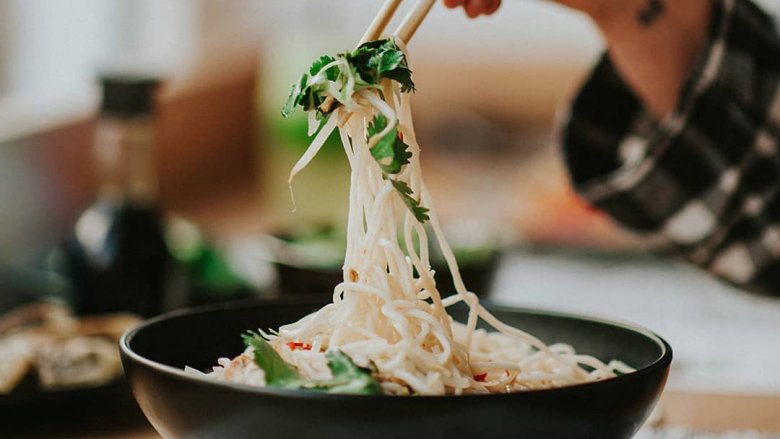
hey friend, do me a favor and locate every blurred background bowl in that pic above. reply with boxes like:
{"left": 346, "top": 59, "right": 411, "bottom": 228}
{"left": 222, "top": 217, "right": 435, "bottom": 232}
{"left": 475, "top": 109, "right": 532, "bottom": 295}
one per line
{"left": 262, "top": 221, "right": 503, "bottom": 298}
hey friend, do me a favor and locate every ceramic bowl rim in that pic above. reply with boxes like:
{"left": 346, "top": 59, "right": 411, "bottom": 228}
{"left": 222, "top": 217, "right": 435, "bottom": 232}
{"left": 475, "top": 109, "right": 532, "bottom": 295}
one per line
{"left": 120, "top": 298, "right": 672, "bottom": 401}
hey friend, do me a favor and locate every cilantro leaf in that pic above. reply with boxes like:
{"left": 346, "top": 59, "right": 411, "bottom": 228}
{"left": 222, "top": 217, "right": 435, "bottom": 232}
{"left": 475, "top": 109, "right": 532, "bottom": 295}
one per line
{"left": 281, "top": 39, "right": 426, "bottom": 224}
{"left": 242, "top": 331, "right": 301, "bottom": 387}
{"left": 367, "top": 114, "right": 411, "bottom": 175}
{"left": 390, "top": 179, "right": 430, "bottom": 223}
{"left": 309, "top": 55, "right": 338, "bottom": 79}
{"left": 346, "top": 47, "right": 378, "bottom": 85}
{"left": 365, "top": 114, "right": 428, "bottom": 222}
{"left": 319, "top": 350, "right": 382, "bottom": 395}
{"left": 281, "top": 57, "right": 336, "bottom": 118}
{"left": 350, "top": 39, "right": 415, "bottom": 92}
{"left": 282, "top": 73, "right": 308, "bottom": 118}
{"left": 282, "top": 38, "right": 415, "bottom": 118}
{"left": 242, "top": 333, "right": 382, "bottom": 395}
{"left": 382, "top": 67, "right": 414, "bottom": 93}
{"left": 368, "top": 41, "right": 415, "bottom": 93}
{"left": 374, "top": 47, "right": 404, "bottom": 75}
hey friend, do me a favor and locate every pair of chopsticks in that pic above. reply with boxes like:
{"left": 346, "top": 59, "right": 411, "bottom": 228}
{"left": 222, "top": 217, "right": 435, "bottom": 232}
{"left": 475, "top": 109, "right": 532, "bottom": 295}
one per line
{"left": 361, "top": 0, "right": 435, "bottom": 45}
{"left": 320, "top": 0, "right": 435, "bottom": 115}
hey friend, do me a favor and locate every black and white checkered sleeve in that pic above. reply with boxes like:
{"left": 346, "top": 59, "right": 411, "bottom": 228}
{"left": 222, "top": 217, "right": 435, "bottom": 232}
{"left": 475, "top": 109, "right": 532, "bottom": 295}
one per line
{"left": 561, "top": 0, "right": 780, "bottom": 295}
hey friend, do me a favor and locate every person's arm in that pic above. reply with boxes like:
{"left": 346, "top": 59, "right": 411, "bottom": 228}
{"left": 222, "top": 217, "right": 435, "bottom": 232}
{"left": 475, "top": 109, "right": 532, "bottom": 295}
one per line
{"left": 447, "top": 0, "right": 780, "bottom": 295}
{"left": 444, "top": 0, "right": 711, "bottom": 118}
{"left": 580, "top": 0, "right": 711, "bottom": 119}
{"left": 564, "top": 0, "right": 780, "bottom": 295}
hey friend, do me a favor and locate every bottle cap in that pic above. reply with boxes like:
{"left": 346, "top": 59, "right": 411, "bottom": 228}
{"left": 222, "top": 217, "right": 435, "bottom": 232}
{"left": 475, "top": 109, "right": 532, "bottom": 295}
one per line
{"left": 99, "top": 74, "right": 161, "bottom": 117}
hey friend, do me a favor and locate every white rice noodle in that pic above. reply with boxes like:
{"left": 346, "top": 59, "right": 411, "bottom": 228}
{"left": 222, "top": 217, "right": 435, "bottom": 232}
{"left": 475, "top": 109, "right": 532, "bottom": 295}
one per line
{"left": 211, "top": 47, "right": 632, "bottom": 395}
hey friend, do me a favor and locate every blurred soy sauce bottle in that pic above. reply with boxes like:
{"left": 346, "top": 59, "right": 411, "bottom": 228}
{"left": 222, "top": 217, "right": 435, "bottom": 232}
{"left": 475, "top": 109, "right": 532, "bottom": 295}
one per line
{"left": 63, "top": 74, "right": 173, "bottom": 317}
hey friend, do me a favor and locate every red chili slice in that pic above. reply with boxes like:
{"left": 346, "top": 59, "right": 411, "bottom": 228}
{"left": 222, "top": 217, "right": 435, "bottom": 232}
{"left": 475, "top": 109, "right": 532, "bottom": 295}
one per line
{"left": 473, "top": 373, "right": 488, "bottom": 382}
{"left": 286, "top": 342, "right": 312, "bottom": 351}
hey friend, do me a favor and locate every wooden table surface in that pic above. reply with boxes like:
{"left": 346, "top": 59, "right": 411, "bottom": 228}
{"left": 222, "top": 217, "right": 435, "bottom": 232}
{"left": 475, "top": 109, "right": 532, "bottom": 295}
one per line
{"left": 4, "top": 390, "right": 779, "bottom": 438}
{"left": 660, "top": 391, "right": 780, "bottom": 433}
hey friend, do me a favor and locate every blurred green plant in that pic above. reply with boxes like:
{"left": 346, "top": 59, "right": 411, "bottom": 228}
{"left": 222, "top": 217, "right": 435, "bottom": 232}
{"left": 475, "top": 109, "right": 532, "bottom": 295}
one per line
{"left": 268, "top": 111, "right": 343, "bottom": 155}
{"left": 166, "top": 217, "right": 250, "bottom": 304}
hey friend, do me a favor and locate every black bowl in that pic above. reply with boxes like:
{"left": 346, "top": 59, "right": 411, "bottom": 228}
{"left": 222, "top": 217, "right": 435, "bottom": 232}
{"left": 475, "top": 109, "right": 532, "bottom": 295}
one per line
{"left": 266, "top": 228, "right": 500, "bottom": 299}
{"left": 120, "top": 299, "right": 671, "bottom": 439}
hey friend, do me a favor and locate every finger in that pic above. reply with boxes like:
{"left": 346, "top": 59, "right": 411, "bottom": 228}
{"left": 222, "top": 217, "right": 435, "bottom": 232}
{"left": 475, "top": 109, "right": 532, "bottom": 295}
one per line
{"left": 466, "top": 0, "right": 498, "bottom": 17}
{"left": 484, "top": 0, "right": 501, "bottom": 15}
{"left": 463, "top": 0, "right": 486, "bottom": 18}
{"left": 443, "top": 0, "right": 466, "bottom": 9}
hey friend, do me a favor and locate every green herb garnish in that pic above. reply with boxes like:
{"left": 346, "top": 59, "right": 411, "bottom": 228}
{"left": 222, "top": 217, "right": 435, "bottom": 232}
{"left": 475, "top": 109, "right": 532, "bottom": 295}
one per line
{"left": 242, "top": 332, "right": 301, "bottom": 388}
{"left": 282, "top": 38, "right": 428, "bottom": 223}
{"left": 282, "top": 38, "right": 414, "bottom": 119}
{"left": 319, "top": 350, "right": 383, "bottom": 395}
{"left": 390, "top": 180, "right": 430, "bottom": 223}
{"left": 366, "top": 114, "right": 428, "bottom": 222}
{"left": 346, "top": 39, "right": 415, "bottom": 93}
{"left": 242, "top": 332, "right": 382, "bottom": 395}
{"left": 367, "top": 114, "right": 411, "bottom": 175}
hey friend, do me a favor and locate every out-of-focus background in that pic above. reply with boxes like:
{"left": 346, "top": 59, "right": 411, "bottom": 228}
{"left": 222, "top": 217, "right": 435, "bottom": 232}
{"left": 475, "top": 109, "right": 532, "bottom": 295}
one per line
{"left": 3, "top": 0, "right": 780, "bottom": 422}
{"left": 0, "top": 0, "right": 624, "bottom": 261}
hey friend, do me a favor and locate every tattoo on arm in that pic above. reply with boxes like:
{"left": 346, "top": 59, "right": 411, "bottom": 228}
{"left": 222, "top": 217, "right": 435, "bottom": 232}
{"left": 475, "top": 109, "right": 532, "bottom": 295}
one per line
{"left": 638, "top": 0, "right": 665, "bottom": 27}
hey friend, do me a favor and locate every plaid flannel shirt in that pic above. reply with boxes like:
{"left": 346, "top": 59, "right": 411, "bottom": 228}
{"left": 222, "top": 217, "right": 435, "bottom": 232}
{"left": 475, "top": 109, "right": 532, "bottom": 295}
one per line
{"left": 562, "top": 0, "right": 780, "bottom": 295}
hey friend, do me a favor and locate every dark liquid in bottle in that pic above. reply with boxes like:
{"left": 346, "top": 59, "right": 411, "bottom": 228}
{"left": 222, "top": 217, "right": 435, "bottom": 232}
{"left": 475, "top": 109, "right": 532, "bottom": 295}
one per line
{"left": 66, "top": 198, "right": 170, "bottom": 317}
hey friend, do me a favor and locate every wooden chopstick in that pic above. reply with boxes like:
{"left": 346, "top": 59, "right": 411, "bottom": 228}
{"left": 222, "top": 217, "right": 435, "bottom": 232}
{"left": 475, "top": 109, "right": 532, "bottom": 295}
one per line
{"left": 394, "top": 0, "right": 436, "bottom": 44}
{"left": 360, "top": 0, "right": 403, "bottom": 44}
{"left": 320, "top": 0, "right": 403, "bottom": 114}
{"left": 334, "top": 0, "right": 436, "bottom": 128}
{"left": 322, "top": 0, "right": 436, "bottom": 123}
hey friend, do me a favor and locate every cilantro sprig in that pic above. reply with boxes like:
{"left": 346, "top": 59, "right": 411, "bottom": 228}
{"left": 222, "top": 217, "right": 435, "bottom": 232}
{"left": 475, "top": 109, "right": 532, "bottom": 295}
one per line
{"left": 390, "top": 179, "right": 430, "bottom": 223}
{"left": 242, "top": 332, "right": 382, "bottom": 395}
{"left": 282, "top": 38, "right": 428, "bottom": 223}
{"left": 346, "top": 39, "right": 415, "bottom": 94}
{"left": 282, "top": 39, "right": 414, "bottom": 119}
{"left": 366, "top": 114, "right": 429, "bottom": 223}
{"left": 367, "top": 114, "right": 411, "bottom": 174}
{"left": 318, "top": 350, "right": 383, "bottom": 395}
{"left": 281, "top": 55, "right": 340, "bottom": 119}
{"left": 242, "top": 331, "right": 301, "bottom": 388}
